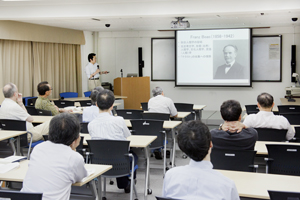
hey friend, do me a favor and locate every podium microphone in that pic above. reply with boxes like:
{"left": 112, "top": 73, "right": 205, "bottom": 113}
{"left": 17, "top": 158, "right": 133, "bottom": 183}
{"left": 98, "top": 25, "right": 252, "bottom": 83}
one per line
{"left": 120, "top": 69, "right": 123, "bottom": 78}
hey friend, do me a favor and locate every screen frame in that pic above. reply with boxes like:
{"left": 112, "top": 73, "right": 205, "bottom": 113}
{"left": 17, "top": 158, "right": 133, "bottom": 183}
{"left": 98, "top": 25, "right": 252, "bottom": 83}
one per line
{"left": 175, "top": 28, "right": 253, "bottom": 87}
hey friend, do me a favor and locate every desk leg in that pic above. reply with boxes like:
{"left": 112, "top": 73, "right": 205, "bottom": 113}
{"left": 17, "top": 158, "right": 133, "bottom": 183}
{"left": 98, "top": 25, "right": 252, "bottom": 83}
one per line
{"left": 196, "top": 109, "right": 203, "bottom": 120}
{"left": 16, "top": 136, "right": 20, "bottom": 156}
{"left": 171, "top": 129, "right": 176, "bottom": 168}
{"left": 144, "top": 146, "right": 150, "bottom": 200}
{"left": 97, "top": 176, "right": 102, "bottom": 200}
{"left": 90, "top": 178, "right": 99, "bottom": 200}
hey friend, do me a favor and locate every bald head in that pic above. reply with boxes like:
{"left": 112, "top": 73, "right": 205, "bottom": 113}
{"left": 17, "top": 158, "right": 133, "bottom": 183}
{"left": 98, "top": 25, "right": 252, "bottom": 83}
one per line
{"left": 3, "top": 83, "right": 17, "bottom": 98}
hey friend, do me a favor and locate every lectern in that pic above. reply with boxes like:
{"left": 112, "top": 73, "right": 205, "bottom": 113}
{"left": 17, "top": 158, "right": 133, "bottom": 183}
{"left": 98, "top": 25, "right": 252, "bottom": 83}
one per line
{"left": 114, "top": 77, "right": 150, "bottom": 109}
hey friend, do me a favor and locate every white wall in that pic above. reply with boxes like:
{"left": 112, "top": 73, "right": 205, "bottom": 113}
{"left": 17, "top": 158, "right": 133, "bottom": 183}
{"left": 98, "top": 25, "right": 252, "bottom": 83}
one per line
{"left": 82, "top": 27, "right": 300, "bottom": 110}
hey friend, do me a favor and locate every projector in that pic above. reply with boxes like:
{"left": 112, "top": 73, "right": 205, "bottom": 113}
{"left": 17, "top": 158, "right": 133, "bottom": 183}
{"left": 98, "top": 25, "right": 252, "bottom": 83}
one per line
{"left": 171, "top": 17, "right": 190, "bottom": 29}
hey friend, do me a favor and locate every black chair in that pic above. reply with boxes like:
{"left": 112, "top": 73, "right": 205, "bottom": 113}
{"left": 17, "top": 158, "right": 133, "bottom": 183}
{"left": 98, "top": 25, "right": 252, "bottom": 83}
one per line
{"left": 87, "top": 140, "right": 138, "bottom": 200}
{"left": 255, "top": 128, "right": 287, "bottom": 141}
{"left": 78, "top": 100, "right": 92, "bottom": 107}
{"left": 27, "top": 97, "right": 38, "bottom": 106}
{"left": 141, "top": 102, "right": 148, "bottom": 111}
{"left": 142, "top": 112, "right": 170, "bottom": 121}
{"left": 36, "top": 109, "right": 52, "bottom": 116}
{"left": 265, "top": 144, "right": 300, "bottom": 176}
{"left": 293, "top": 126, "right": 300, "bottom": 142}
{"left": 268, "top": 190, "right": 300, "bottom": 200}
{"left": 245, "top": 104, "right": 259, "bottom": 115}
{"left": 174, "top": 103, "right": 195, "bottom": 121}
{"left": 53, "top": 100, "right": 74, "bottom": 108}
{"left": 25, "top": 106, "right": 38, "bottom": 115}
{"left": 278, "top": 105, "right": 300, "bottom": 113}
{"left": 211, "top": 148, "right": 257, "bottom": 172}
{"left": 116, "top": 109, "right": 142, "bottom": 119}
{"left": 156, "top": 197, "right": 180, "bottom": 200}
{"left": 0, "top": 190, "right": 42, "bottom": 200}
{"left": 278, "top": 113, "right": 300, "bottom": 125}
{"left": 80, "top": 122, "right": 89, "bottom": 134}
{"left": 130, "top": 119, "right": 167, "bottom": 173}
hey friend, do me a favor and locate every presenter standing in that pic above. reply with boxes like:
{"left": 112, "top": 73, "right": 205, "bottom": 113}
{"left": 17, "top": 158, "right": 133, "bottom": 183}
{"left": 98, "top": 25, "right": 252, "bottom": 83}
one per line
{"left": 85, "top": 53, "right": 108, "bottom": 91}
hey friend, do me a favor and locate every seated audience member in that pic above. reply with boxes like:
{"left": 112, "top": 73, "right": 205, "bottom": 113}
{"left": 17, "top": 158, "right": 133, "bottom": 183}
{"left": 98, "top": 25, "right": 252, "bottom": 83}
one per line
{"left": 148, "top": 86, "right": 178, "bottom": 118}
{"left": 211, "top": 100, "right": 258, "bottom": 150}
{"left": 162, "top": 120, "right": 240, "bottom": 200}
{"left": 88, "top": 89, "right": 137, "bottom": 193}
{"left": 82, "top": 86, "right": 104, "bottom": 122}
{"left": 243, "top": 92, "right": 294, "bottom": 140}
{"left": 35, "top": 81, "right": 70, "bottom": 116}
{"left": 22, "top": 113, "right": 88, "bottom": 199}
{"left": 0, "top": 83, "right": 50, "bottom": 142}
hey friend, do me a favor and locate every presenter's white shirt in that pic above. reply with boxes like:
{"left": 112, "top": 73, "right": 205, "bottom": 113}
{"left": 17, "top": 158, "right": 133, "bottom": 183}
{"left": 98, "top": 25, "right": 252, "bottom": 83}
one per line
{"left": 163, "top": 160, "right": 240, "bottom": 200}
{"left": 88, "top": 112, "right": 131, "bottom": 140}
{"left": 0, "top": 98, "right": 33, "bottom": 130}
{"left": 22, "top": 141, "right": 88, "bottom": 200}
{"left": 148, "top": 95, "right": 177, "bottom": 117}
{"left": 85, "top": 62, "right": 99, "bottom": 79}
{"left": 243, "top": 111, "right": 295, "bottom": 140}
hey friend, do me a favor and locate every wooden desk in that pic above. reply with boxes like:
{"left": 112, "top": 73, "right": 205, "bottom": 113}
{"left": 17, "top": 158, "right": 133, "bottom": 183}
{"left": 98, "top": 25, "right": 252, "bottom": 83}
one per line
{"left": 0, "top": 160, "right": 112, "bottom": 199}
{"left": 281, "top": 98, "right": 300, "bottom": 105}
{"left": 0, "top": 130, "right": 27, "bottom": 156}
{"left": 143, "top": 111, "right": 190, "bottom": 119}
{"left": 32, "top": 115, "right": 53, "bottom": 123}
{"left": 82, "top": 134, "right": 156, "bottom": 199}
{"left": 255, "top": 141, "right": 300, "bottom": 155}
{"left": 218, "top": 169, "right": 300, "bottom": 199}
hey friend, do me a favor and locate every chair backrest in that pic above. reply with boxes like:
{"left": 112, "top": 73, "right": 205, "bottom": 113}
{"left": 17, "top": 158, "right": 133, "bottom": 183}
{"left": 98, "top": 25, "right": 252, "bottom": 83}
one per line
{"left": 278, "top": 105, "right": 300, "bottom": 114}
{"left": 36, "top": 109, "right": 52, "bottom": 116}
{"left": 141, "top": 102, "right": 148, "bottom": 111}
{"left": 278, "top": 113, "right": 300, "bottom": 125}
{"left": 0, "top": 119, "right": 28, "bottom": 147}
{"left": 25, "top": 106, "right": 39, "bottom": 115}
{"left": 268, "top": 190, "right": 300, "bottom": 200}
{"left": 116, "top": 109, "right": 143, "bottom": 119}
{"left": 87, "top": 140, "right": 131, "bottom": 177}
{"left": 211, "top": 148, "right": 257, "bottom": 172}
{"left": 80, "top": 122, "right": 89, "bottom": 133}
{"left": 293, "top": 126, "right": 300, "bottom": 142}
{"left": 0, "top": 190, "right": 42, "bottom": 200}
{"left": 23, "top": 97, "right": 38, "bottom": 106}
{"left": 53, "top": 100, "right": 74, "bottom": 108}
{"left": 84, "top": 91, "right": 92, "bottom": 97}
{"left": 59, "top": 92, "right": 78, "bottom": 98}
{"left": 130, "top": 119, "right": 165, "bottom": 149}
{"left": 255, "top": 128, "right": 287, "bottom": 142}
{"left": 78, "top": 100, "right": 92, "bottom": 107}
{"left": 266, "top": 144, "right": 300, "bottom": 176}
{"left": 156, "top": 197, "right": 180, "bottom": 200}
{"left": 142, "top": 112, "right": 170, "bottom": 121}
{"left": 245, "top": 104, "right": 259, "bottom": 115}
{"left": 174, "top": 103, "right": 194, "bottom": 112}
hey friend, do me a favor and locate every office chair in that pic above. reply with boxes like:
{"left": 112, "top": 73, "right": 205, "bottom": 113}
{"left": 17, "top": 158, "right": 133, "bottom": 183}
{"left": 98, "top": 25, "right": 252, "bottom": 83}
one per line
{"left": 27, "top": 97, "right": 38, "bottom": 106}
{"left": 278, "top": 113, "right": 300, "bottom": 125}
{"left": 36, "top": 109, "right": 52, "bottom": 116}
{"left": 80, "top": 122, "right": 89, "bottom": 134}
{"left": 278, "top": 105, "right": 300, "bottom": 113}
{"left": 245, "top": 104, "right": 259, "bottom": 115}
{"left": 156, "top": 197, "right": 180, "bottom": 200}
{"left": 59, "top": 92, "right": 78, "bottom": 98}
{"left": 268, "top": 190, "right": 300, "bottom": 200}
{"left": 53, "top": 100, "right": 74, "bottom": 108}
{"left": 140, "top": 102, "right": 148, "bottom": 111}
{"left": 116, "top": 109, "right": 143, "bottom": 119}
{"left": 130, "top": 119, "right": 168, "bottom": 174}
{"left": 211, "top": 148, "right": 258, "bottom": 172}
{"left": 265, "top": 144, "right": 300, "bottom": 176}
{"left": 255, "top": 128, "right": 287, "bottom": 142}
{"left": 25, "top": 106, "right": 38, "bottom": 115}
{"left": 84, "top": 91, "right": 92, "bottom": 97}
{"left": 292, "top": 126, "right": 300, "bottom": 142}
{"left": 142, "top": 112, "right": 170, "bottom": 121}
{"left": 23, "top": 97, "right": 37, "bottom": 106}
{"left": 0, "top": 190, "right": 42, "bottom": 200}
{"left": 78, "top": 100, "right": 92, "bottom": 107}
{"left": 174, "top": 103, "right": 196, "bottom": 121}
{"left": 87, "top": 140, "right": 138, "bottom": 200}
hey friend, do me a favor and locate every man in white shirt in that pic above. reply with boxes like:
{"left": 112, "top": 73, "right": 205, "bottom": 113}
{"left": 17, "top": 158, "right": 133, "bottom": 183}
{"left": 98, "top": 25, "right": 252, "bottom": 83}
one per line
{"left": 85, "top": 53, "right": 108, "bottom": 91}
{"left": 148, "top": 86, "right": 178, "bottom": 118}
{"left": 0, "top": 83, "right": 50, "bottom": 142}
{"left": 82, "top": 86, "right": 104, "bottom": 122}
{"left": 22, "top": 113, "right": 88, "bottom": 200}
{"left": 163, "top": 120, "right": 240, "bottom": 200}
{"left": 88, "top": 89, "right": 135, "bottom": 193}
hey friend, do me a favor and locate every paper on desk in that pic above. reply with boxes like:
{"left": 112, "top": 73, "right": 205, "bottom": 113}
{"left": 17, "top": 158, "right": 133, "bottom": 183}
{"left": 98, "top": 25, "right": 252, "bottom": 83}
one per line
{"left": 0, "top": 156, "right": 27, "bottom": 164}
{"left": 0, "top": 163, "right": 20, "bottom": 174}
{"left": 80, "top": 168, "right": 95, "bottom": 182}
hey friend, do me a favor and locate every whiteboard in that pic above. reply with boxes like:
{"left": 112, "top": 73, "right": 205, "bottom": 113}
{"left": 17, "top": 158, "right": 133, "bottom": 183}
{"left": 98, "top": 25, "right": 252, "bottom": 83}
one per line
{"left": 151, "top": 38, "right": 175, "bottom": 81}
{"left": 252, "top": 35, "right": 282, "bottom": 82}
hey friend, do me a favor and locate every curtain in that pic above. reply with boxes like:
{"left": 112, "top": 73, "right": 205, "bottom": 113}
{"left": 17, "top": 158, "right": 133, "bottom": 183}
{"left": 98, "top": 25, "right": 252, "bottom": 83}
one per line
{"left": 0, "top": 40, "right": 33, "bottom": 101}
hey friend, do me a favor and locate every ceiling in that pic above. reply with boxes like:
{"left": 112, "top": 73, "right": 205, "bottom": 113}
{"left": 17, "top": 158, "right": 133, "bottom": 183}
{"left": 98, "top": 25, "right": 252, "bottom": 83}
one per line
{"left": 0, "top": 0, "right": 300, "bottom": 32}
